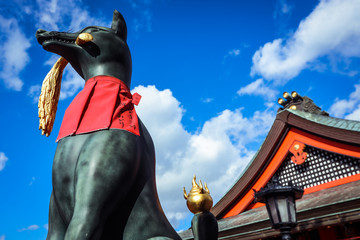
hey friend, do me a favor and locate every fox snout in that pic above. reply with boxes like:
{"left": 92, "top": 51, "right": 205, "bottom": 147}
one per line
{"left": 36, "top": 29, "right": 79, "bottom": 46}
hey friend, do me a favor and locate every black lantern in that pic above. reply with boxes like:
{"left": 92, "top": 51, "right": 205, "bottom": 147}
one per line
{"left": 255, "top": 178, "right": 304, "bottom": 240}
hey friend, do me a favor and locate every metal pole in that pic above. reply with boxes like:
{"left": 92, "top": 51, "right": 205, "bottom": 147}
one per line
{"left": 280, "top": 227, "right": 292, "bottom": 240}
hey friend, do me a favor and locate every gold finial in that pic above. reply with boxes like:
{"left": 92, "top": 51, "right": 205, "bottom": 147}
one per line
{"left": 291, "top": 91, "right": 298, "bottom": 98}
{"left": 289, "top": 105, "right": 297, "bottom": 110}
{"left": 283, "top": 92, "right": 292, "bottom": 100}
{"left": 184, "top": 176, "right": 213, "bottom": 214}
{"left": 278, "top": 98, "right": 286, "bottom": 106}
{"left": 75, "top": 33, "right": 93, "bottom": 45}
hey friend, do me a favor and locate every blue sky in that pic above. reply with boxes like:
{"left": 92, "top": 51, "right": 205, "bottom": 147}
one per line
{"left": 1, "top": 0, "right": 360, "bottom": 239}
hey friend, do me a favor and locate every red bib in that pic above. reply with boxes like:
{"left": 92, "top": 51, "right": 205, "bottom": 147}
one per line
{"left": 57, "top": 76, "right": 141, "bottom": 142}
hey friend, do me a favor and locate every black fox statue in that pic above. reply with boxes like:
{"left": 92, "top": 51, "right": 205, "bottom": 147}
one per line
{"left": 36, "top": 10, "right": 182, "bottom": 240}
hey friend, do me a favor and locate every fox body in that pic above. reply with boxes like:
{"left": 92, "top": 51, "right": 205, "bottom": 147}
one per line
{"left": 36, "top": 10, "right": 181, "bottom": 240}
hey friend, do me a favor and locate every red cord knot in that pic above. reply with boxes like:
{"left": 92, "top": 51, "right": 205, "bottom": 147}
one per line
{"left": 132, "top": 92, "right": 142, "bottom": 106}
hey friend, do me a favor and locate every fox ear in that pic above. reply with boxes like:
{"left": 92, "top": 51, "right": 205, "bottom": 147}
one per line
{"left": 111, "top": 10, "right": 127, "bottom": 41}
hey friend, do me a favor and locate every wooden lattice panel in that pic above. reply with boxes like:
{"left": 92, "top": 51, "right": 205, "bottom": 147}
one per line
{"left": 273, "top": 146, "right": 360, "bottom": 189}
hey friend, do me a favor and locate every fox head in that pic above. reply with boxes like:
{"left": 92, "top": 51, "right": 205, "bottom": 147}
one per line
{"left": 36, "top": 10, "right": 132, "bottom": 86}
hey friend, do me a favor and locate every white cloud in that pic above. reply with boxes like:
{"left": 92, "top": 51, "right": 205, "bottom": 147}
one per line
{"left": 346, "top": 107, "right": 360, "bottom": 121}
{"left": 18, "top": 224, "right": 40, "bottom": 232}
{"left": 44, "top": 55, "right": 61, "bottom": 67}
{"left": 129, "top": 0, "right": 153, "bottom": 33}
{"left": 44, "top": 55, "right": 84, "bottom": 99}
{"left": 329, "top": 98, "right": 356, "bottom": 117}
{"left": 223, "top": 48, "right": 241, "bottom": 64}
{"left": 29, "top": 177, "right": 36, "bottom": 186}
{"left": 132, "top": 85, "right": 190, "bottom": 173}
{"left": 28, "top": 84, "right": 42, "bottom": 103}
{"left": 329, "top": 82, "right": 360, "bottom": 120}
{"left": 34, "top": 0, "right": 106, "bottom": 32}
{"left": 35, "top": 0, "right": 61, "bottom": 31}
{"left": 29, "top": 0, "right": 106, "bottom": 100}
{"left": 201, "top": 98, "right": 214, "bottom": 103}
{"left": 133, "top": 85, "right": 275, "bottom": 227}
{"left": 0, "top": 0, "right": 107, "bottom": 94}
{"left": 0, "top": 152, "right": 8, "bottom": 171}
{"left": 59, "top": 67, "right": 85, "bottom": 100}
{"left": 28, "top": 56, "right": 84, "bottom": 101}
{"left": 228, "top": 49, "right": 241, "bottom": 56}
{"left": 237, "top": 78, "right": 278, "bottom": 101}
{"left": 133, "top": 12, "right": 152, "bottom": 33}
{"left": 69, "top": 8, "right": 97, "bottom": 32}
{"left": 28, "top": 0, "right": 107, "bottom": 100}
{"left": 274, "top": 0, "right": 293, "bottom": 18}
{"left": 0, "top": 16, "right": 31, "bottom": 91}
{"left": 0, "top": 235, "right": 4, "bottom": 240}
{"left": 251, "top": 0, "right": 360, "bottom": 84}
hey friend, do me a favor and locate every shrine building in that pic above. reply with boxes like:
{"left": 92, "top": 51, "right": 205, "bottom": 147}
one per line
{"left": 180, "top": 91, "right": 360, "bottom": 240}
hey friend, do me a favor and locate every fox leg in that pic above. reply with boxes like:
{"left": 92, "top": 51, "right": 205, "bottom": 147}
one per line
{"left": 64, "top": 130, "right": 140, "bottom": 240}
{"left": 47, "top": 193, "right": 66, "bottom": 240}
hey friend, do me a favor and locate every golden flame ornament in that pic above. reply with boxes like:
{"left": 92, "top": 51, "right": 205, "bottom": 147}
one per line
{"left": 38, "top": 33, "right": 93, "bottom": 137}
{"left": 184, "top": 176, "right": 213, "bottom": 214}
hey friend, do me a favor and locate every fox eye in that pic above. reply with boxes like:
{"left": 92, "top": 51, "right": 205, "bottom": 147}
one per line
{"left": 87, "top": 29, "right": 99, "bottom": 33}
{"left": 82, "top": 27, "right": 101, "bottom": 33}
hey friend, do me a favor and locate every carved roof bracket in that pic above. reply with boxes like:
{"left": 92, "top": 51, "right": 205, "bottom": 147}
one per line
{"left": 278, "top": 91, "right": 329, "bottom": 116}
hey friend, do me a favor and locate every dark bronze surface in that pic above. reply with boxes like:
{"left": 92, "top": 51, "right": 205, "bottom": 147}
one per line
{"left": 191, "top": 211, "right": 218, "bottom": 240}
{"left": 36, "top": 10, "right": 181, "bottom": 240}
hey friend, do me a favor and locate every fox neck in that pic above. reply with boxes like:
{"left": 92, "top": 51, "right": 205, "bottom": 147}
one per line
{"left": 76, "top": 61, "right": 132, "bottom": 87}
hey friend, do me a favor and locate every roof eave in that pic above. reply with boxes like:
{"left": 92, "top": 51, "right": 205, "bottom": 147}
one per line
{"left": 212, "top": 109, "right": 360, "bottom": 218}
